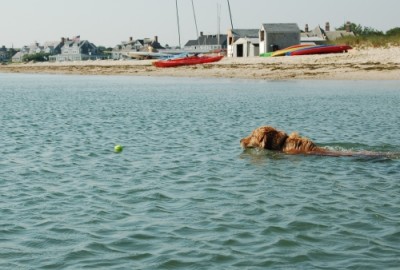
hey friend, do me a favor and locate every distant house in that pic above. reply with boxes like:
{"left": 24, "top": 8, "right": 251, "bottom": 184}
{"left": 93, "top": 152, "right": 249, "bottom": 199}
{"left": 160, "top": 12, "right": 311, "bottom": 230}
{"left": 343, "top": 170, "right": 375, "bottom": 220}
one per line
{"left": 112, "top": 37, "right": 144, "bottom": 60}
{"left": 11, "top": 44, "right": 34, "bottom": 62}
{"left": 50, "top": 38, "right": 101, "bottom": 62}
{"left": 301, "top": 22, "right": 355, "bottom": 44}
{"left": 29, "top": 43, "right": 44, "bottom": 54}
{"left": 112, "top": 36, "right": 165, "bottom": 60}
{"left": 12, "top": 51, "right": 25, "bottom": 62}
{"left": 184, "top": 32, "right": 227, "bottom": 53}
{"left": 0, "top": 46, "right": 8, "bottom": 62}
{"left": 259, "top": 23, "right": 300, "bottom": 54}
{"left": 227, "top": 29, "right": 259, "bottom": 57}
{"left": 43, "top": 39, "right": 64, "bottom": 55}
{"left": 11, "top": 40, "right": 64, "bottom": 62}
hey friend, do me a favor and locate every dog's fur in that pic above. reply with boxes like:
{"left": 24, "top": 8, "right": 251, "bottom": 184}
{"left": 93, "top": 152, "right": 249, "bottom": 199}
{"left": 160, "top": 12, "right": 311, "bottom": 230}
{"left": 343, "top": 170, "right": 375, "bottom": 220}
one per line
{"left": 240, "top": 126, "right": 328, "bottom": 155}
{"left": 240, "top": 126, "right": 392, "bottom": 157}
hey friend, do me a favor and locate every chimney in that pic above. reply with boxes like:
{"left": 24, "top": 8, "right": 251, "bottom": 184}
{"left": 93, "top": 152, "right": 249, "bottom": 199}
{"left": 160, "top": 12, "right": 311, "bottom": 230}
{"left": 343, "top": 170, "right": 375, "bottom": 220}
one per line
{"left": 129, "top": 36, "right": 133, "bottom": 42}
{"left": 325, "top": 22, "right": 330, "bottom": 32}
{"left": 305, "top": 24, "right": 309, "bottom": 32}
{"left": 154, "top": 36, "right": 158, "bottom": 43}
{"left": 346, "top": 21, "right": 351, "bottom": 32}
{"left": 200, "top": 31, "right": 204, "bottom": 37}
{"left": 61, "top": 37, "right": 65, "bottom": 44}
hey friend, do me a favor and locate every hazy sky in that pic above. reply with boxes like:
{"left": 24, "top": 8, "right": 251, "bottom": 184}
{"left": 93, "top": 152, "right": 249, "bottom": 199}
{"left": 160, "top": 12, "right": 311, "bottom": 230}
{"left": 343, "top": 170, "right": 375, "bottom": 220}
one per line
{"left": 1, "top": 0, "right": 399, "bottom": 48}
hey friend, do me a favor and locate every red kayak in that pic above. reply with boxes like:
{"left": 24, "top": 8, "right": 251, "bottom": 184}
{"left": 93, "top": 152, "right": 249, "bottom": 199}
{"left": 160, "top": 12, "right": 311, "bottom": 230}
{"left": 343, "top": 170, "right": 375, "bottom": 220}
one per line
{"left": 153, "top": 55, "right": 223, "bottom": 68}
{"left": 289, "top": 45, "right": 352, "bottom": 56}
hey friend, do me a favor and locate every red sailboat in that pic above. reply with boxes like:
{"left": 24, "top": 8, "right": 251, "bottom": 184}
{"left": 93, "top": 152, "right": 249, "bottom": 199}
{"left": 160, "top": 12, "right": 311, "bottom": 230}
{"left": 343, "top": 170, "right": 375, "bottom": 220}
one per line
{"left": 153, "top": 0, "right": 224, "bottom": 68}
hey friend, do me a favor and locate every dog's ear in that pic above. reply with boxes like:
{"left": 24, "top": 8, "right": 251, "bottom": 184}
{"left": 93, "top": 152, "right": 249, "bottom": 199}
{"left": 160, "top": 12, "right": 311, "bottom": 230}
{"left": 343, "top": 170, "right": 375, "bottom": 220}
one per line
{"left": 258, "top": 127, "right": 274, "bottom": 149}
{"left": 274, "top": 130, "right": 288, "bottom": 150}
{"left": 264, "top": 129, "right": 288, "bottom": 150}
{"left": 259, "top": 132, "right": 268, "bottom": 149}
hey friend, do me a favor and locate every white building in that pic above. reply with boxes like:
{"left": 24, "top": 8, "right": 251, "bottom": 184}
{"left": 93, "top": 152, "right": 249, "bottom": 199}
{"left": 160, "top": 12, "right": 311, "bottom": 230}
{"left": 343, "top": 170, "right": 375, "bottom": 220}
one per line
{"left": 227, "top": 29, "right": 259, "bottom": 58}
{"left": 50, "top": 38, "right": 100, "bottom": 62}
{"left": 259, "top": 23, "right": 300, "bottom": 54}
{"left": 232, "top": 38, "right": 259, "bottom": 57}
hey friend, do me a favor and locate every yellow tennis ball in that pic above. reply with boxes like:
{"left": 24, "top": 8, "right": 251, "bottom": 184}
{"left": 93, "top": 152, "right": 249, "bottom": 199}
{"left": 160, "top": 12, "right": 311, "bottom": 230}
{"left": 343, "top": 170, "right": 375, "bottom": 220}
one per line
{"left": 114, "top": 145, "right": 123, "bottom": 153}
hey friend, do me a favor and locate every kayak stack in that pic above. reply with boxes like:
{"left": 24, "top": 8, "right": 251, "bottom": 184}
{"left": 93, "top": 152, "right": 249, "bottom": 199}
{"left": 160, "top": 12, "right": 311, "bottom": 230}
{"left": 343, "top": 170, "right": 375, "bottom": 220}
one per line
{"left": 153, "top": 54, "right": 223, "bottom": 68}
{"left": 271, "top": 44, "right": 315, "bottom": 57}
{"left": 288, "top": 44, "right": 352, "bottom": 56}
{"left": 261, "top": 44, "right": 352, "bottom": 57}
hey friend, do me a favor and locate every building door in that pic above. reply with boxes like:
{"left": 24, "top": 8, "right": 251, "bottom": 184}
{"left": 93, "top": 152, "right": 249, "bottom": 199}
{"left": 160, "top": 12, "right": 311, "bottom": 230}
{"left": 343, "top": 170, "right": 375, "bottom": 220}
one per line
{"left": 237, "top": 44, "right": 243, "bottom": 57}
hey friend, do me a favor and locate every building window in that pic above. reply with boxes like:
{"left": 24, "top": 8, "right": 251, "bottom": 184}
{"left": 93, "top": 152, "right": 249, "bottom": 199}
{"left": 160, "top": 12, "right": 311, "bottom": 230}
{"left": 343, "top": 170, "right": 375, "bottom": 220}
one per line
{"left": 260, "top": 30, "right": 265, "bottom": 42}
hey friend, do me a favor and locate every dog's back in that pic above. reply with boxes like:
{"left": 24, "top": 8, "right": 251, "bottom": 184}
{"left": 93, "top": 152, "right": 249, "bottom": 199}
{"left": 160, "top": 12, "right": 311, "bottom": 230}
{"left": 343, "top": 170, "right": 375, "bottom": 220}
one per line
{"left": 282, "top": 132, "right": 323, "bottom": 154}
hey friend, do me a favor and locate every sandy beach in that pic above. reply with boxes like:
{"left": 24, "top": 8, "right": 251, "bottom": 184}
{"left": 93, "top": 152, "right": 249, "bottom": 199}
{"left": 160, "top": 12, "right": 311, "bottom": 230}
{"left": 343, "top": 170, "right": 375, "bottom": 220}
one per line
{"left": 1, "top": 47, "right": 399, "bottom": 80}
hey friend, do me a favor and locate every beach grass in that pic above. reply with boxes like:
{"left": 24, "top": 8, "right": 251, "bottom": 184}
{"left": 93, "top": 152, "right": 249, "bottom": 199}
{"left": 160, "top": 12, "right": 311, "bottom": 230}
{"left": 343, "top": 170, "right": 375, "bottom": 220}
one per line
{"left": 330, "top": 34, "right": 400, "bottom": 48}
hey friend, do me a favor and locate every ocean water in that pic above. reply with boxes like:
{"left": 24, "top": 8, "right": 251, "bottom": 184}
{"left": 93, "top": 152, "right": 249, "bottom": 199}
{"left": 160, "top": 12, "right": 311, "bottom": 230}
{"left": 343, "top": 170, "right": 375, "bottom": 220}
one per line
{"left": 1, "top": 73, "right": 399, "bottom": 269}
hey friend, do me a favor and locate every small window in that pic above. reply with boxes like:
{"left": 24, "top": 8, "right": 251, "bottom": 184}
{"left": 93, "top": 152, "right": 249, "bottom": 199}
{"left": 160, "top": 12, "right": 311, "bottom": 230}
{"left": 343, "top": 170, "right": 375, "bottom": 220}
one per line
{"left": 260, "top": 30, "right": 265, "bottom": 42}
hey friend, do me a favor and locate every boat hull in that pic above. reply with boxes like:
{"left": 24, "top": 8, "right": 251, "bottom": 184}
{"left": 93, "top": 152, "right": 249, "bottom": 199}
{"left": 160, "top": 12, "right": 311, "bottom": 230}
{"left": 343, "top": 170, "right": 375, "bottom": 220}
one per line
{"left": 271, "top": 44, "right": 314, "bottom": 57}
{"left": 153, "top": 55, "right": 223, "bottom": 68}
{"left": 288, "top": 45, "right": 352, "bottom": 56}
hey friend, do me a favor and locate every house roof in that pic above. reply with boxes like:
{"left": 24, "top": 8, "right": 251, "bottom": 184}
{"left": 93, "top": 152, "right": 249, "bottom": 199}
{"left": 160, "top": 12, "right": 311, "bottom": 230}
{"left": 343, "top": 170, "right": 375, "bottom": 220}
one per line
{"left": 300, "top": 36, "right": 325, "bottom": 42}
{"left": 114, "top": 40, "right": 143, "bottom": 51}
{"left": 43, "top": 41, "right": 63, "bottom": 48}
{"left": 147, "top": 41, "right": 165, "bottom": 50}
{"left": 325, "top": 30, "right": 355, "bottom": 40}
{"left": 230, "top": 29, "right": 259, "bottom": 38}
{"left": 261, "top": 23, "right": 300, "bottom": 33}
{"left": 114, "top": 38, "right": 165, "bottom": 51}
{"left": 185, "top": 34, "right": 227, "bottom": 47}
{"left": 12, "top": 52, "right": 25, "bottom": 58}
{"left": 302, "top": 26, "right": 355, "bottom": 40}
{"left": 63, "top": 40, "right": 96, "bottom": 49}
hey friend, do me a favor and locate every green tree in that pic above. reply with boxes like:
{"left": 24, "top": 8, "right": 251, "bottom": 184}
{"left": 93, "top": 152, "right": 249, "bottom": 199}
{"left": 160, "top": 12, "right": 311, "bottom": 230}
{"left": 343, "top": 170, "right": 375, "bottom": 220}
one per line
{"left": 336, "top": 22, "right": 383, "bottom": 36}
{"left": 97, "top": 46, "right": 107, "bottom": 54}
{"left": 336, "top": 22, "right": 363, "bottom": 35}
{"left": 362, "top": 26, "right": 384, "bottom": 36}
{"left": 97, "top": 46, "right": 112, "bottom": 58}
{"left": 386, "top": 27, "right": 400, "bottom": 36}
{"left": 8, "top": 48, "right": 17, "bottom": 58}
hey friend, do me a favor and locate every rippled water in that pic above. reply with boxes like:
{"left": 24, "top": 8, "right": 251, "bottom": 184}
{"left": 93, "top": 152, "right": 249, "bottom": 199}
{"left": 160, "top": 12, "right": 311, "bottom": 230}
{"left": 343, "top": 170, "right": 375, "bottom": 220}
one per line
{"left": 1, "top": 74, "right": 400, "bottom": 269}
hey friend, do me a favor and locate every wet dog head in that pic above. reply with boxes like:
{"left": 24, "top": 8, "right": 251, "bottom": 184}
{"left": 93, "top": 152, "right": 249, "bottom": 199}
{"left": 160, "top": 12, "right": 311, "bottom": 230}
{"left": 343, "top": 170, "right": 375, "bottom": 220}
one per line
{"left": 240, "top": 126, "right": 288, "bottom": 150}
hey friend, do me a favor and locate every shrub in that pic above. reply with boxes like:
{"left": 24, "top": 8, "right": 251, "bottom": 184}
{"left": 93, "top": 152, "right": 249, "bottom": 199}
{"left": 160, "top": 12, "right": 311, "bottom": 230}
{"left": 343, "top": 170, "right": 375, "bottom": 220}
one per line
{"left": 22, "top": 52, "right": 51, "bottom": 62}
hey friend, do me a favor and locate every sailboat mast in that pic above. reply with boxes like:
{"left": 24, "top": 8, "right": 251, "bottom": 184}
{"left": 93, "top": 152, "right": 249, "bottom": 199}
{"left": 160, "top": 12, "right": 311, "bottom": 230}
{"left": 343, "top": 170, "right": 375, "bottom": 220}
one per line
{"left": 175, "top": 0, "right": 181, "bottom": 48}
{"left": 227, "top": 0, "right": 234, "bottom": 30}
{"left": 217, "top": 3, "right": 221, "bottom": 46}
{"left": 191, "top": 0, "right": 199, "bottom": 43}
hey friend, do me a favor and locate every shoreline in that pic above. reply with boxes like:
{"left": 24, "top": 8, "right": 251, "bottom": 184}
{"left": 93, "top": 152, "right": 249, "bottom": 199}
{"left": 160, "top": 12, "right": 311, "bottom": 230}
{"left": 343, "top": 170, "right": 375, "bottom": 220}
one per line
{"left": 1, "top": 47, "right": 400, "bottom": 80}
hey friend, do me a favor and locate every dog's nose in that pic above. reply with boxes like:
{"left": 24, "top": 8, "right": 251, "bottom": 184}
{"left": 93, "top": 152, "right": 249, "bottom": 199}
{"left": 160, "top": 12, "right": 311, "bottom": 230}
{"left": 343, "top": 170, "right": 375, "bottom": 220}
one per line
{"left": 240, "top": 139, "right": 247, "bottom": 149}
